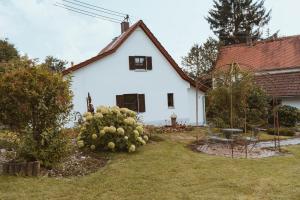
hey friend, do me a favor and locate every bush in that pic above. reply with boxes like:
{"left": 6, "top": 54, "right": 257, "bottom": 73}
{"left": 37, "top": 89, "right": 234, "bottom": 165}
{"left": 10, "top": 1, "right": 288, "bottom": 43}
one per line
{"left": 0, "top": 131, "right": 20, "bottom": 150}
{"left": 0, "top": 66, "right": 73, "bottom": 138}
{"left": 277, "top": 105, "right": 300, "bottom": 127}
{"left": 18, "top": 129, "right": 72, "bottom": 168}
{"left": 266, "top": 128, "right": 295, "bottom": 137}
{"left": 77, "top": 106, "right": 148, "bottom": 153}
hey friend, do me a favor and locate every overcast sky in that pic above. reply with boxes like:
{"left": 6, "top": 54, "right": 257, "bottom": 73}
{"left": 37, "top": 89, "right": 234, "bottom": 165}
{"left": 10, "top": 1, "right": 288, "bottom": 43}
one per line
{"left": 1, "top": 0, "right": 300, "bottom": 67}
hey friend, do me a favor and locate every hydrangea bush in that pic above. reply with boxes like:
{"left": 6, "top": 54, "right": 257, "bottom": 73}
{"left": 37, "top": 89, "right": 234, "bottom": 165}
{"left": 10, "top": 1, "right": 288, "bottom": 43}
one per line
{"left": 77, "top": 106, "right": 148, "bottom": 153}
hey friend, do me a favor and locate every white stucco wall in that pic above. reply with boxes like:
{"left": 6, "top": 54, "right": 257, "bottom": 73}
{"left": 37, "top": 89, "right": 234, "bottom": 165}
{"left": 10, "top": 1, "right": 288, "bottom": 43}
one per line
{"left": 281, "top": 97, "right": 300, "bottom": 109}
{"left": 68, "top": 27, "right": 205, "bottom": 125}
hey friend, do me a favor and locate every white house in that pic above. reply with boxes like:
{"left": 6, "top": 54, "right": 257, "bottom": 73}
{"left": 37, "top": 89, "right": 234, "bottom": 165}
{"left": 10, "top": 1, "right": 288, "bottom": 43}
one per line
{"left": 63, "top": 20, "right": 207, "bottom": 126}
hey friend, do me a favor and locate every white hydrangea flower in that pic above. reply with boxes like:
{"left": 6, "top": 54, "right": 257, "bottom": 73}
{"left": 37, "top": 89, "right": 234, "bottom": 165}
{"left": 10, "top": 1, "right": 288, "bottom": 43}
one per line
{"left": 133, "top": 130, "right": 139, "bottom": 138}
{"left": 103, "top": 126, "right": 110, "bottom": 133}
{"left": 94, "top": 112, "right": 103, "bottom": 119}
{"left": 83, "top": 112, "right": 92, "bottom": 118}
{"left": 108, "top": 142, "right": 115, "bottom": 149}
{"left": 124, "top": 136, "right": 128, "bottom": 140}
{"left": 143, "top": 135, "right": 149, "bottom": 142}
{"left": 92, "top": 134, "right": 97, "bottom": 140}
{"left": 129, "top": 144, "right": 136, "bottom": 152}
{"left": 136, "top": 126, "right": 143, "bottom": 134}
{"left": 96, "top": 106, "right": 109, "bottom": 114}
{"left": 109, "top": 126, "right": 116, "bottom": 133}
{"left": 100, "top": 129, "right": 105, "bottom": 136}
{"left": 117, "top": 127, "right": 125, "bottom": 135}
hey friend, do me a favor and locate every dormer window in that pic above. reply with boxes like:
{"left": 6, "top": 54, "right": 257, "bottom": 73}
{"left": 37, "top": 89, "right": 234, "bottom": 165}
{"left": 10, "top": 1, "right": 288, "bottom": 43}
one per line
{"left": 129, "top": 56, "right": 152, "bottom": 71}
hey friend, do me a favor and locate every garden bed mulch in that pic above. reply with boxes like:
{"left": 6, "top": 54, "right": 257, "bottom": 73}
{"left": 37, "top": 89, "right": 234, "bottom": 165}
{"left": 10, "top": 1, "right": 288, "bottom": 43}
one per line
{"left": 47, "top": 151, "right": 108, "bottom": 177}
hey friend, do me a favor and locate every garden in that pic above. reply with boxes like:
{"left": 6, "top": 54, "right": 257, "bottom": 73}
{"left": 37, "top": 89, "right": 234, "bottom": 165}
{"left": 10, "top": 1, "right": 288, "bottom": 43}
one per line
{"left": 1, "top": 57, "right": 300, "bottom": 199}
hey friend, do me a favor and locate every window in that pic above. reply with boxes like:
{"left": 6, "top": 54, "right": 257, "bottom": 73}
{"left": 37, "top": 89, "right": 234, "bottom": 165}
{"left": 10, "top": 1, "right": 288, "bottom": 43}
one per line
{"left": 167, "top": 93, "right": 174, "bottom": 108}
{"left": 129, "top": 56, "right": 152, "bottom": 70}
{"left": 134, "top": 57, "right": 145, "bottom": 69}
{"left": 116, "top": 93, "right": 145, "bottom": 113}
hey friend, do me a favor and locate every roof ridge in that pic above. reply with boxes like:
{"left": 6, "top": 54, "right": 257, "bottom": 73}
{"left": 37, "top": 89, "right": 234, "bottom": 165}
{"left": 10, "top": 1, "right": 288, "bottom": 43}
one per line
{"left": 220, "top": 34, "right": 300, "bottom": 50}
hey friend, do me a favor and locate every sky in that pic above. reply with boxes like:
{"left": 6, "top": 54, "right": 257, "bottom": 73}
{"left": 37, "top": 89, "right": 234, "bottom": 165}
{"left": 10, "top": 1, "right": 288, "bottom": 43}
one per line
{"left": 1, "top": 0, "right": 300, "bottom": 67}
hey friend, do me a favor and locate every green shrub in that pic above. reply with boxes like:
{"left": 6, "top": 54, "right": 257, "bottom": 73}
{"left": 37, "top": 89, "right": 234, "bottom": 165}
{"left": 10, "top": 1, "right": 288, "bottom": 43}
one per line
{"left": 266, "top": 128, "right": 295, "bottom": 137}
{"left": 18, "top": 129, "right": 72, "bottom": 168}
{"left": 0, "top": 131, "right": 20, "bottom": 150}
{"left": 277, "top": 105, "right": 300, "bottom": 127}
{"left": 77, "top": 106, "right": 148, "bottom": 153}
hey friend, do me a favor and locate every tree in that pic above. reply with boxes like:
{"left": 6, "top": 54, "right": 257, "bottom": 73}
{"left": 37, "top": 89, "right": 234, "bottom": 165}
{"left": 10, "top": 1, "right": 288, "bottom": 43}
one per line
{"left": 0, "top": 61, "right": 73, "bottom": 143}
{"left": 206, "top": 0, "right": 271, "bottom": 45}
{"left": 0, "top": 38, "right": 19, "bottom": 62}
{"left": 182, "top": 37, "right": 219, "bottom": 79}
{"left": 207, "top": 63, "right": 270, "bottom": 128}
{"left": 43, "top": 56, "right": 68, "bottom": 73}
{"left": 182, "top": 37, "right": 219, "bottom": 126}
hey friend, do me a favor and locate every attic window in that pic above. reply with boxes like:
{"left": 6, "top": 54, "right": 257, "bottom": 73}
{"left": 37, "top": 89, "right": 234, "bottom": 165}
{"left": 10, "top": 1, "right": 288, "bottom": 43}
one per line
{"left": 129, "top": 56, "right": 152, "bottom": 70}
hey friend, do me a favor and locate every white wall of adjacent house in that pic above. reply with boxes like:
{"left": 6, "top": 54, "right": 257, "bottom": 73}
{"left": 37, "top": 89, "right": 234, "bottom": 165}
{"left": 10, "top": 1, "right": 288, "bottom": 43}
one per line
{"left": 281, "top": 97, "right": 300, "bottom": 109}
{"left": 68, "top": 27, "right": 205, "bottom": 126}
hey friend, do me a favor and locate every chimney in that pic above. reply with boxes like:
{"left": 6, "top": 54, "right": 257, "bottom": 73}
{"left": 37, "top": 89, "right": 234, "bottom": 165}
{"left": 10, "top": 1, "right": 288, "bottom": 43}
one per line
{"left": 121, "top": 21, "right": 129, "bottom": 34}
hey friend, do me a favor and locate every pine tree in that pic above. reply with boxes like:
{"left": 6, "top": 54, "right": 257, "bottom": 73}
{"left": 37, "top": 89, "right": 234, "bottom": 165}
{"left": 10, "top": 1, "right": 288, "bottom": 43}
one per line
{"left": 206, "top": 0, "right": 271, "bottom": 45}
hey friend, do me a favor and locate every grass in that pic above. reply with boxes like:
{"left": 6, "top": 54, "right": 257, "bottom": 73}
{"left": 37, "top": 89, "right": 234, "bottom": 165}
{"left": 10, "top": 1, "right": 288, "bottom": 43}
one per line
{"left": 1, "top": 131, "right": 300, "bottom": 199}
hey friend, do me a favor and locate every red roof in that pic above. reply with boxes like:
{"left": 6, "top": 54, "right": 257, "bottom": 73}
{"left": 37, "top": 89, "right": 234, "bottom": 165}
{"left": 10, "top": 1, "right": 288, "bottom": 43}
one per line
{"left": 215, "top": 35, "right": 300, "bottom": 72}
{"left": 255, "top": 72, "right": 300, "bottom": 97}
{"left": 63, "top": 20, "right": 207, "bottom": 92}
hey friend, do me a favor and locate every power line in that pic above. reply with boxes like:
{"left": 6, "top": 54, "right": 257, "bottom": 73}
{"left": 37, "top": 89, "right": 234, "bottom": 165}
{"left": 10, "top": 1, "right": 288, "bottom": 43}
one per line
{"left": 54, "top": 3, "right": 121, "bottom": 23}
{"left": 55, "top": 2, "right": 122, "bottom": 23}
{"left": 69, "top": 0, "right": 128, "bottom": 17}
{"left": 61, "top": 0, "right": 126, "bottom": 18}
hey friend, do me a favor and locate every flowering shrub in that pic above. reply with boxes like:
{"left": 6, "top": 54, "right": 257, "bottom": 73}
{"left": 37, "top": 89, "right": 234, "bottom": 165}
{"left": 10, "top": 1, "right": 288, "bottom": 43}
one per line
{"left": 77, "top": 106, "right": 148, "bottom": 152}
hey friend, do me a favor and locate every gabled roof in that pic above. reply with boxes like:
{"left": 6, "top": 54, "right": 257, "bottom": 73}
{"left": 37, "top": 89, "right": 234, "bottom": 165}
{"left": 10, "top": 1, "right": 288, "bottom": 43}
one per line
{"left": 215, "top": 35, "right": 300, "bottom": 72}
{"left": 63, "top": 20, "right": 207, "bottom": 92}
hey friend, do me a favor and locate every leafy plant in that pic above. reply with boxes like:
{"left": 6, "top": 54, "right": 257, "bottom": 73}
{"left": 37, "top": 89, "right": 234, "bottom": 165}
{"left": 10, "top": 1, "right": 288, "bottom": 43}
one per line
{"left": 18, "top": 129, "right": 73, "bottom": 168}
{"left": 0, "top": 131, "right": 20, "bottom": 150}
{"left": 207, "top": 64, "right": 270, "bottom": 128}
{"left": 277, "top": 105, "right": 300, "bottom": 127}
{"left": 0, "top": 65, "right": 73, "bottom": 143}
{"left": 77, "top": 106, "right": 149, "bottom": 153}
{"left": 266, "top": 128, "right": 295, "bottom": 137}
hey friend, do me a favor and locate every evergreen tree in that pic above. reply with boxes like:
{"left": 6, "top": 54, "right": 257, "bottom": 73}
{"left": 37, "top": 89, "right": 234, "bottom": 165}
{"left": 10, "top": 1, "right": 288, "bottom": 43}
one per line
{"left": 206, "top": 0, "right": 271, "bottom": 45}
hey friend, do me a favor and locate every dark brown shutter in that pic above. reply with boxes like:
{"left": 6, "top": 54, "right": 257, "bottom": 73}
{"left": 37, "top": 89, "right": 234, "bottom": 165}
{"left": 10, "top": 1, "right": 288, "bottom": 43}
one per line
{"left": 116, "top": 95, "right": 124, "bottom": 107}
{"left": 138, "top": 94, "right": 145, "bottom": 112}
{"left": 146, "top": 57, "right": 152, "bottom": 70}
{"left": 129, "top": 56, "right": 135, "bottom": 70}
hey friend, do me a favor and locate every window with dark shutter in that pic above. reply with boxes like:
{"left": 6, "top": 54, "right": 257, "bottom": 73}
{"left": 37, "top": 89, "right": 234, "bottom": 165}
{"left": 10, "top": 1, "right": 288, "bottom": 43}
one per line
{"left": 138, "top": 94, "right": 145, "bottom": 112}
{"left": 128, "top": 56, "right": 152, "bottom": 71}
{"left": 146, "top": 57, "right": 152, "bottom": 70}
{"left": 167, "top": 93, "right": 174, "bottom": 108}
{"left": 116, "top": 95, "right": 124, "bottom": 107}
{"left": 116, "top": 93, "right": 146, "bottom": 113}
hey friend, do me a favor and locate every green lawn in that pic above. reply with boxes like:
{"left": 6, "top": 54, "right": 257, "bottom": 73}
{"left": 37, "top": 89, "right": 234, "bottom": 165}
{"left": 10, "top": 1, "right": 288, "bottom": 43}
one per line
{"left": 1, "top": 132, "right": 300, "bottom": 200}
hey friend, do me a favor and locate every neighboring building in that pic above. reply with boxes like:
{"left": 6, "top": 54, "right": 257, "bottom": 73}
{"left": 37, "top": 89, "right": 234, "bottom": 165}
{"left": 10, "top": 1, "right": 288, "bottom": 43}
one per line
{"left": 215, "top": 35, "right": 300, "bottom": 109}
{"left": 63, "top": 20, "right": 207, "bottom": 125}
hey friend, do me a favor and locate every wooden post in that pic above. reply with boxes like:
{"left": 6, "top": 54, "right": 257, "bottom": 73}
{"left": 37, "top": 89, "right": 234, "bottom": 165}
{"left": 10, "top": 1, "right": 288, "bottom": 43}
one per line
{"left": 2, "top": 163, "right": 9, "bottom": 175}
{"left": 8, "top": 163, "right": 15, "bottom": 175}
{"left": 26, "top": 162, "right": 33, "bottom": 176}
{"left": 32, "top": 161, "right": 40, "bottom": 177}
